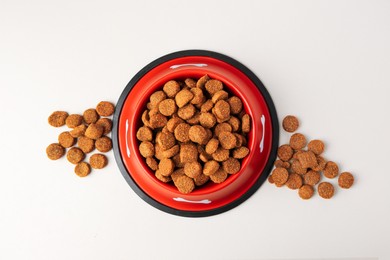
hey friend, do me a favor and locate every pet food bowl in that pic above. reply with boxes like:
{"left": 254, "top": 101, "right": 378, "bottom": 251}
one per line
{"left": 113, "top": 50, "right": 279, "bottom": 217}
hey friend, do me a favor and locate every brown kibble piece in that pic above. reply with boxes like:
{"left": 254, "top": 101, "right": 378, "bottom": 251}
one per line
{"left": 291, "top": 159, "right": 307, "bottom": 175}
{"left": 66, "top": 147, "right": 85, "bottom": 164}
{"left": 282, "top": 115, "right": 299, "bottom": 133}
{"left": 58, "top": 131, "right": 75, "bottom": 148}
{"left": 139, "top": 141, "right": 155, "bottom": 158}
{"left": 277, "top": 145, "right": 293, "bottom": 162}
{"left": 158, "top": 158, "right": 175, "bottom": 176}
{"left": 227, "top": 116, "right": 240, "bottom": 132}
{"left": 211, "top": 90, "right": 228, "bottom": 103}
{"left": 70, "top": 124, "right": 87, "bottom": 138}
{"left": 186, "top": 112, "right": 200, "bottom": 125}
{"left": 200, "top": 99, "right": 214, "bottom": 112}
{"left": 174, "top": 123, "right": 191, "bottom": 143}
{"left": 166, "top": 117, "right": 184, "bottom": 132}
{"left": 74, "top": 162, "right": 91, "bottom": 177}
{"left": 227, "top": 96, "right": 243, "bottom": 115}
{"left": 175, "top": 89, "right": 194, "bottom": 108}
{"left": 146, "top": 157, "right": 158, "bottom": 171}
{"left": 171, "top": 168, "right": 185, "bottom": 183}
{"left": 184, "top": 161, "right": 202, "bottom": 178}
{"left": 83, "top": 108, "right": 99, "bottom": 124}
{"left": 308, "top": 140, "right": 325, "bottom": 155}
{"left": 136, "top": 126, "right": 153, "bottom": 142}
{"left": 323, "top": 161, "right": 339, "bottom": 179}
{"left": 141, "top": 110, "right": 151, "bottom": 127}
{"left": 95, "top": 136, "right": 112, "bottom": 152}
{"left": 155, "top": 170, "right": 172, "bottom": 183}
{"left": 178, "top": 104, "right": 196, "bottom": 120}
{"left": 175, "top": 175, "right": 195, "bottom": 194}
{"left": 212, "top": 147, "right": 230, "bottom": 162}
{"left": 158, "top": 99, "right": 177, "bottom": 116}
{"left": 150, "top": 91, "right": 166, "bottom": 106}
{"left": 271, "top": 167, "right": 289, "bottom": 186}
{"left": 196, "top": 74, "right": 210, "bottom": 89}
{"left": 90, "top": 153, "right": 108, "bottom": 169}
{"left": 205, "top": 138, "right": 219, "bottom": 154}
{"left": 190, "top": 88, "right": 205, "bottom": 105}
{"left": 210, "top": 169, "right": 228, "bottom": 183}
{"left": 312, "top": 155, "right": 326, "bottom": 172}
{"left": 46, "top": 143, "right": 65, "bottom": 160}
{"left": 172, "top": 153, "right": 184, "bottom": 168}
{"left": 65, "top": 114, "right": 83, "bottom": 128}
{"left": 85, "top": 123, "right": 104, "bottom": 140}
{"left": 274, "top": 160, "right": 290, "bottom": 169}
{"left": 297, "top": 151, "right": 318, "bottom": 169}
{"left": 222, "top": 157, "right": 241, "bottom": 174}
{"left": 185, "top": 78, "right": 196, "bottom": 88}
{"left": 234, "top": 133, "right": 245, "bottom": 147}
{"left": 205, "top": 79, "right": 223, "bottom": 95}
{"left": 203, "top": 160, "right": 220, "bottom": 176}
{"left": 268, "top": 175, "right": 274, "bottom": 184}
{"left": 189, "top": 125, "right": 208, "bottom": 144}
{"left": 299, "top": 185, "right": 314, "bottom": 200}
{"left": 179, "top": 143, "right": 198, "bottom": 163}
{"left": 77, "top": 136, "right": 95, "bottom": 153}
{"left": 157, "top": 131, "right": 176, "bottom": 150}
{"left": 218, "top": 131, "right": 237, "bottom": 150}
{"left": 199, "top": 112, "right": 217, "bottom": 128}
{"left": 48, "top": 111, "right": 68, "bottom": 127}
{"left": 318, "top": 182, "right": 335, "bottom": 199}
{"left": 304, "top": 170, "right": 321, "bottom": 186}
{"left": 233, "top": 146, "right": 249, "bottom": 159}
{"left": 214, "top": 100, "right": 230, "bottom": 120}
{"left": 293, "top": 150, "right": 304, "bottom": 160}
{"left": 214, "top": 123, "right": 232, "bottom": 137}
{"left": 194, "top": 173, "right": 210, "bottom": 186}
{"left": 96, "top": 101, "right": 115, "bottom": 116}
{"left": 338, "top": 172, "right": 354, "bottom": 189}
{"left": 241, "top": 114, "right": 251, "bottom": 133}
{"left": 286, "top": 173, "right": 303, "bottom": 190}
{"left": 290, "top": 133, "right": 306, "bottom": 150}
{"left": 163, "top": 80, "right": 180, "bottom": 97}
{"left": 149, "top": 113, "right": 167, "bottom": 129}
{"left": 161, "top": 144, "right": 180, "bottom": 158}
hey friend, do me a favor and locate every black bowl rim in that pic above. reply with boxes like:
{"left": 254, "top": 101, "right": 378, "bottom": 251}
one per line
{"left": 112, "top": 49, "right": 279, "bottom": 217}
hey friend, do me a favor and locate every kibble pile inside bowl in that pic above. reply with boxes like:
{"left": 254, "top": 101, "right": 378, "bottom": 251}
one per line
{"left": 137, "top": 75, "right": 251, "bottom": 194}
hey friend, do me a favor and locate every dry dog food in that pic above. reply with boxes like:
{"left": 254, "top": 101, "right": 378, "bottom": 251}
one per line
{"left": 46, "top": 101, "right": 115, "bottom": 177}
{"left": 269, "top": 115, "right": 355, "bottom": 200}
{"left": 136, "top": 75, "right": 251, "bottom": 194}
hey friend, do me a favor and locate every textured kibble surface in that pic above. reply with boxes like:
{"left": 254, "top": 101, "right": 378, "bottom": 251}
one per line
{"left": 47, "top": 101, "right": 115, "bottom": 177}
{"left": 270, "top": 114, "right": 355, "bottom": 200}
{"left": 136, "top": 75, "right": 251, "bottom": 193}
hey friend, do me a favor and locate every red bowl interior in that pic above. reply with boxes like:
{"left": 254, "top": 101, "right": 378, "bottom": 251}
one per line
{"left": 117, "top": 55, "right": 274, "bottom": 212}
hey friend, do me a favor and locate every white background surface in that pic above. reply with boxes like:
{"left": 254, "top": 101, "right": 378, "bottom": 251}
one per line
{"left": 1, "top": 0, "right": 389, "bottom": 259}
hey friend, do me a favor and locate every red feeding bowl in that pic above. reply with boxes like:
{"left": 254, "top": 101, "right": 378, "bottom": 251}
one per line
{"left": 113, "top": 50, "right": 279, "bottom": 217}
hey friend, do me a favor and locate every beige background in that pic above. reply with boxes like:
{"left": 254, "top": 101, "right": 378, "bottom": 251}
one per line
{"left": 1, "top": 0, "right": 389, "bottom": 259}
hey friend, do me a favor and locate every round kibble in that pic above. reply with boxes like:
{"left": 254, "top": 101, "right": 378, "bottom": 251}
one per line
{"left": 338, "top": 172, "right": 354, "bottom": 189}
{"left": 189, "top": 125, "right": 208, "bottom": 145}
{"left": 304, "top": 170, "right": 321, "bottom": 186}
{"left": 83, "top": 108, "right": 99, "bottom": 124}
{"left": 185, "top": 78, "right": 196, "bottom": 88}
{"left": 222, "top": 158, "right": 241, "bottom": 174}
{"left": 161, "top": 144, "right": 180, "bottom": 159}
{"left": 194, "top": 173, "right": 210, "bottom": 186}
{"left": 166, "top": 117, "right": 184, "bottom": 132}
{"left": 190, "top": 88, "right": 205, "bottom": 105}
{"left": 90, "top": 153, "right": 108, "bottom": 169}
{"left": 211, "top": 90, "right": 228, "bottom": 103}
{"left": 179, "top": 143, "right": 198, "bottom": 163}
{"left": 178, "top": 104, "right": 196, "bottom": 120}
{"left": 205, "top": 79, "right": 223, "bottom": 95}
{"left": 318, "top": 182, "right": 335, "bottom": 199}
{"left": 96, "top": 101, "right": 115, "bottom": 116}
{"left": 196, "top": 74, "right": 210, "bottom": 89}
{"left": 277, "top": 145, "right": 293, "bottom": 161}
{"left": 203, "top": 160, "right": 220, "bottom": 176}
{"left": 158, "top": 99, "right": 177, "bottom": 116}
{"left": 163, "top": 80, "right": 180, "bottom": 97}
{"left": 146, "top": 157, "right": 158, "bottom": 171}
{"left": 227, "top": 116, "right": 240, "bottom": 132}
{"left": 175, "top": 175, "right": 195, "bottom": 194}
{"left": 291, "top": 159, "right": 307, "bottom": 175}
{"left": 308, "top": 139, "right": 325, "bottom": 155}
{"left": 290, "top": 133, "right": 307, "bottom": 150}
{"left": 95, "top": 118, "right": 112, "bottom": 135}
{"left": 210, "top": 169, "right": 228, "bottom": 183}
{"left": 214, "top": 100, "right": 230, "bottom": 120}
{"left": 186, "top": 112, "right": 200, "bottom": 125}
{"left": 171, "top": 169, "right": 185, "bottom": 183}
{"left": 58, "top": 131, "right": 75, "bottom": 148}
{"left": 282, "top": 115, "right": 299, "bottom": 132}
{"left": 323, "top": 161, "right": 339, "bottom": 179}
{"left": 65, "top": 114, "right": 83, "bottom": 128}
{"left": 139, "top": 141, "right": 155, "bottom": 158}
{"left": 174, "top": 123, "right": 191, "bottom": 143}
{"left": 218, "top": 131, "right": 237, "bottom": 149}
{"left": 46, "top": 143, "right": 65, "bottom": 160}
{"left": 233, "top": 146, "right": 249, "bottom": 159}
{"left": 157, "top": 131, "right": 176, "bottom": 150}
{"left": 241, "top": 114, "right": 251, "bottom": 133}
{"left": 199, "top": 112, "right": 217, "bottom": 128}
{"left": 205, "top": 138, "right": 219, "bottom": 154}
{"left": 159, "top": 158, "right": 175, "bottom": 176}
{"left": 200, "top": 99, "right": 214, "bottom": 112}
{"left": 149, "top": 113, "right": 167, "bottom": 129}
{"left": 214, "top": 123, "right": 232, "bottom": 136}
{"left": 136, "top": 126, "right": 153, "bottom": 142}
{"left": 150, "top": 91, "right": 166, "bottom": 106}
{"left": 85, "top": 123, "right": 104, "bottom": 140}
{"left": 286, "top": 173, "right": 303, "bottom": 190}
{"left": 175, "top": 89, "right": 194, "bottom": 108}
{"left": 212, "top": 147, "right": 230, "bottom": 162}
{"left": 184, "top": 161, "right": 202, "bottom": 178}
{"left": 48, "top": 111, "right": 68, "bottom": 127}
{"left": 95, "top": 136, "right": 112, "bottom": 152}
{"left": 271, "top": 167, "right": 289, "bottom": 186}
{"left": 77, "top": 136, "right": 95, "bottom": 153}
{"left": 298, "top": 185, "right": 314, "bottom": 200}
{"left": 70, "top": 124, "right": 87, "bottom": 138}
{"left": 74, "top": 162, "right": 91, "bottom": 177}
{"left": 66, "top": 147, "right": 85, "bottom": 164}
{"left": 227, "top": 96, "right": 243, "bottom": 115}
{"left": 155, "top": 170, "right": 171, "bottom": 183}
